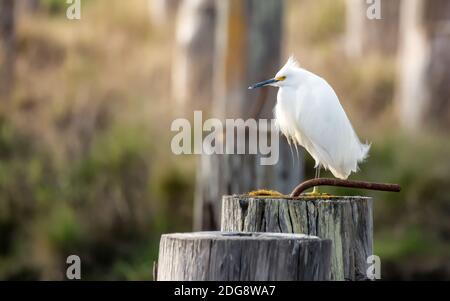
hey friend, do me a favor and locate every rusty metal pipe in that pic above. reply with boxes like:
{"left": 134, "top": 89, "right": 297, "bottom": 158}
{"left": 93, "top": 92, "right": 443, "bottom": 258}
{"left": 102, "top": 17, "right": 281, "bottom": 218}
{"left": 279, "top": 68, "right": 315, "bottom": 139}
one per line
{"left": 290, "top": 178, "right": 401, "bottom": 197}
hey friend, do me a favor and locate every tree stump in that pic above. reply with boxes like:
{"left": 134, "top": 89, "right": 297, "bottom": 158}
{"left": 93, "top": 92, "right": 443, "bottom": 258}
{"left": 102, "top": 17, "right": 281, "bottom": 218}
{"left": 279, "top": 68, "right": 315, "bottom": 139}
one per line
{"left": 221, "top": 195, "right": 373, "bottom": 281}
{"left": 157, "top": 231, "right": 331, "bottom": 281}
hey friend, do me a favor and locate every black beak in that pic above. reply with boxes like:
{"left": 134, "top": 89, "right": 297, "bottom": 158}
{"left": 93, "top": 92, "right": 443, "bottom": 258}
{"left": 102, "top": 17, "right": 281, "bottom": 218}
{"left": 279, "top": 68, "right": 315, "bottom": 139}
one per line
{"left": 248, "top": 78, "right": 278, "bottom": 90}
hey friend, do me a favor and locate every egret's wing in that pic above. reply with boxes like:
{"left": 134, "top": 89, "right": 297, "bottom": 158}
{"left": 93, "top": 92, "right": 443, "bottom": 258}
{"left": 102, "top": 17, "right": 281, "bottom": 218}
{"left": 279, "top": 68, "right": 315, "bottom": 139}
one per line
{"left": 295, "top": 78, "right": 366, "bottom": 178}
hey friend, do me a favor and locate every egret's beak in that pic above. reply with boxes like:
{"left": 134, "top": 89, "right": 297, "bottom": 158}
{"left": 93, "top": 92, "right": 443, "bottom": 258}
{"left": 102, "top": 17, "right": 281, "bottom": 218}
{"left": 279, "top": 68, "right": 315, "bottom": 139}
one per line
{"left": 248, "top": 78, "right": 279, "bottom": 90}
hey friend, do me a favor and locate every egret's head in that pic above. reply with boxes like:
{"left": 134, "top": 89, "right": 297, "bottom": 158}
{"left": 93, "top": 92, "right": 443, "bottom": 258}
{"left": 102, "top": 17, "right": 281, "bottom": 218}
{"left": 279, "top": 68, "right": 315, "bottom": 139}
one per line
{"left": 248, "top": 57, "right": 300, "bottom": 90}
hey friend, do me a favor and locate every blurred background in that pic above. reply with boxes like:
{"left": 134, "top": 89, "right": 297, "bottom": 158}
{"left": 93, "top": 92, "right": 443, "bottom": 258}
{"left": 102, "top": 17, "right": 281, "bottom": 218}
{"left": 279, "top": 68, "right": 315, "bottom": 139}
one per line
{"left": 0, "top": 0, "right": 449, "bottom": 280}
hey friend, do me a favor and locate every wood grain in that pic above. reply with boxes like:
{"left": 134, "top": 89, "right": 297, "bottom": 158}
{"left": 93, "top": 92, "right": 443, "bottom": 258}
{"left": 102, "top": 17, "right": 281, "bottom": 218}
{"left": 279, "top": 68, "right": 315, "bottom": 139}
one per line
{"left": 157, "top": 231, "right": 331, "bottom": 281}
{"left": 221, "top": 195, "right": 373, "bottom": 281}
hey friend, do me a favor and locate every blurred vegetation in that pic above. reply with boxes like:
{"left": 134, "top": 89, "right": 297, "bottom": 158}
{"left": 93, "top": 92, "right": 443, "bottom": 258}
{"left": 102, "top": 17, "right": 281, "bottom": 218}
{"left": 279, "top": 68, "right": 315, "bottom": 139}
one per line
{"left": 0, "top": 0, "right": 194, "bottom": 280}
{"left": 41, "top": 0, "right": 68, "bottom": 14}
{"left": 0, "top": 0, "right": 449, "bottom": 280}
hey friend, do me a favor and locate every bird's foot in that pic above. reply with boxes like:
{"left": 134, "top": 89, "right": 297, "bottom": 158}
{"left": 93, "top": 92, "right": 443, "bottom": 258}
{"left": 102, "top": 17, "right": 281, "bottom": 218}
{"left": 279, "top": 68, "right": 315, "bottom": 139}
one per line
{"left": 311, "top": 186, "right": 320, "bottom": 195}
{"left": 302, "top": 187, "right": 330, "bottom": 197}
{"left": 302, "top": 191, "right": 331, "bottom": 197}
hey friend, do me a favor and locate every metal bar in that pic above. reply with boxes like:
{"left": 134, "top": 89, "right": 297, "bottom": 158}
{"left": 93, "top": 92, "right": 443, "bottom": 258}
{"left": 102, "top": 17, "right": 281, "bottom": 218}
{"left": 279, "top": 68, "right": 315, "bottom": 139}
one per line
{"left": 290, "top": 178, "right": 401, "bottom": 197}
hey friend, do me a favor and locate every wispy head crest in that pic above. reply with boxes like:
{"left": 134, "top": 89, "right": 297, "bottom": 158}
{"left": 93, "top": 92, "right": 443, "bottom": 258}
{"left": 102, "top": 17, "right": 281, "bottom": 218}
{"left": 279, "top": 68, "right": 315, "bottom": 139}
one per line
{"left": 286, "top": 56, "right": 299, "bottom": 68}
{"left": 278, "top": 56, "right": 300, "bottom": 75}
{"left": 276, "top": 56, "right": 300, "bottom": 76}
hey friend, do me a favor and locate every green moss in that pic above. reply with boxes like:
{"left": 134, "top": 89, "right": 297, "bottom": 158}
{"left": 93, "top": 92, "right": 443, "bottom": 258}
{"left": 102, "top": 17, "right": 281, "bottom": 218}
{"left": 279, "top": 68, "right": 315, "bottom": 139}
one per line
{"left": 247, "top": 189, "right": 284, "bottom": 197}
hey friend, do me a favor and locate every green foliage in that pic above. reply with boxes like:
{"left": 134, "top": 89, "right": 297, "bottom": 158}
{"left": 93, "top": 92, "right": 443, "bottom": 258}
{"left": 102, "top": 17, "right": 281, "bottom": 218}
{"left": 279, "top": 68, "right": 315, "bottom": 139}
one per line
{"left": 375, "top": 227, "right": 435, "bottom": 260}
{"left": 0, "top": 113, "right": 194, "bottom": 279}
{"left": 0, "top": 118, "right": 53, "bottom": 279}
{"left": 42, "top": 0, "right": 69, "bottom": 15}
{"left": 152, "top": 165, "right": 195, "bottom": 233}
{"left": 109, "top": 240, "right": 159, "bottom": 280}
{"left": 45, "top": 203, "right": 83, "bottom": 253}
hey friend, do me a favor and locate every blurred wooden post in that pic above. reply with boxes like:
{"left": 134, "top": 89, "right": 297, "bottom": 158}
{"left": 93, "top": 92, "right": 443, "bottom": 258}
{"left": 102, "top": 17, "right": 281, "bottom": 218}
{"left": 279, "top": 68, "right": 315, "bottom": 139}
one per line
{"left": 221, "top": 195, "right": 374, "bottom": 281}
{"left": 397, "top": 0, "right": 450, "bottom": 130}
{"left": 19, "top": 0, "right": 39, "bottom": 13}
{"left": 147, "top": 0, "right": 180, "bottom": 28}
{"left": 213, "top": 0, "right": 283, "bottom": 120}
{"left": 194, "top": 0, "right": 304, "bottom": 230}
{"left": 172, "top": 0, "right": 217, "bottom": 114}
{"left": 0, "top": 0, "right": 15, "bottom": 103}
{"left": 345, "top": 0, "right": 401, "bottom": 57}
{"left": 157, "top": 232, "right": 331, "bottom": 281}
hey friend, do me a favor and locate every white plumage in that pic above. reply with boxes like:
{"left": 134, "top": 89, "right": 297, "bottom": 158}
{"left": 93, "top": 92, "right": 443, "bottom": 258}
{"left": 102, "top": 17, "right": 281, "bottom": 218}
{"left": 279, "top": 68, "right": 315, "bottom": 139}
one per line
{"left": 250, "top": 57, "right": 370, "bottom": 180}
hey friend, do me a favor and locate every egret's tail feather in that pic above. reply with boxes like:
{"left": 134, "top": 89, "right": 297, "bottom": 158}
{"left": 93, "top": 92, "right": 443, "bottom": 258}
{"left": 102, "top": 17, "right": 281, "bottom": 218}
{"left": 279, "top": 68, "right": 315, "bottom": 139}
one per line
{"left": 358, "top": 141, "right": 371, "bottom": 163}
{"left": 320, "top": 140, "right": 371, "bottom": 180}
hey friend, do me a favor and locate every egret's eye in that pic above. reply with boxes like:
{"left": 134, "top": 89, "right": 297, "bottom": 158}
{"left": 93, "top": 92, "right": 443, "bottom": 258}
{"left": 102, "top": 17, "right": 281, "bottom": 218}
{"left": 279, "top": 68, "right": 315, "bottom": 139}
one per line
{"left": 276, "top": 76, "right": 286, "bottom": 81}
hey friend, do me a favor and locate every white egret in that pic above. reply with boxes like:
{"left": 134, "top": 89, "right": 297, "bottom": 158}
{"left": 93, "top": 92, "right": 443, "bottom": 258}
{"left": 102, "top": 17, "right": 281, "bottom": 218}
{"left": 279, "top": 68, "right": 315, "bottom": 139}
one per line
{"left": 249, "top": 57, "right": 370, "bottom": 194}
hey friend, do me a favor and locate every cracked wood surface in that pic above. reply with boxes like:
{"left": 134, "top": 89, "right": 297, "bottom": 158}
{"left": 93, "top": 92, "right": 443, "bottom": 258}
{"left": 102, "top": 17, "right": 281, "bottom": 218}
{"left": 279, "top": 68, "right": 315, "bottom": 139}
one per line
{"left": 157, "top": 231, "right": 331, "bottom": 281}
{"left": 221, "top": 195, "right": 373, "bottom": 281}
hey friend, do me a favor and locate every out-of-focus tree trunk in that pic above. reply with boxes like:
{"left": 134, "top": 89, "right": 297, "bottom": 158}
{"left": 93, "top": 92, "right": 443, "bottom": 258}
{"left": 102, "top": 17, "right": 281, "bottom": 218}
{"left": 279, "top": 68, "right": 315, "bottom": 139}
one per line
{"left": 213, "top": 0, "right": 283, "bottom": 120}
{"left": 19, "top": 0, "right": 40, "bottom": 14}
{"left": 345, "top": 0, "right": 401, "bottom": 57}
{"left": 172, "top": 0, "right": 216, "bottom": 114}
{"left": 397, "top": 0, "right": 450, "bottom": 130}
{"left": 148, "top": 0, "right": 180, "bottom": 28}
{"left": 0, "top": 0, "right": 15, "bottom": 103}
{"left": 194, "top": 0, "right": 304, "bottom": 230}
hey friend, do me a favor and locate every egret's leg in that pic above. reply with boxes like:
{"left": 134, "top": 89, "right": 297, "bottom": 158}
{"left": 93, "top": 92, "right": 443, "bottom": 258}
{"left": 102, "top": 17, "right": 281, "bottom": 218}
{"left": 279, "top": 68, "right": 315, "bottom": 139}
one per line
{"left": 315, "top": 165, "right": 321, "bottom": 178}
{"left": 312, "top": 166, "right": 321, "bottom": 194}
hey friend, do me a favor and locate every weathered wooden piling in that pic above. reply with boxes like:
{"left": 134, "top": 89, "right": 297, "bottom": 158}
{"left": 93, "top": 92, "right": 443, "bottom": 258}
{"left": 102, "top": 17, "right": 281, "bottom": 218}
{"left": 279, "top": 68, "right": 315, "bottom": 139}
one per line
{"left": 157, "top": 231, "right": 331, "bottom": 281}
{"left": 221, "top": 195, "right": 373, "bottom": 281}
